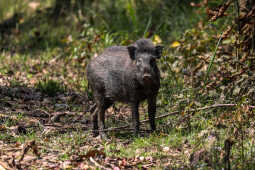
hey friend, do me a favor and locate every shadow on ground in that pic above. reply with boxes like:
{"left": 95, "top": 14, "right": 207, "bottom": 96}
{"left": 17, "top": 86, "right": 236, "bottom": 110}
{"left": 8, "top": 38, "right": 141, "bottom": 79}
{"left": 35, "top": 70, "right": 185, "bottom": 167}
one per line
{"left": 0, "top": 84, "right": 94, "bottom": 139}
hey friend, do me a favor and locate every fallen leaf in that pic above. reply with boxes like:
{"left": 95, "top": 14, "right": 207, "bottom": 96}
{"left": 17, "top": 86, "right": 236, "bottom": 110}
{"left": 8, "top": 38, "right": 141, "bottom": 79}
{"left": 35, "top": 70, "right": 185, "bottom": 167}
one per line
{"left": 171, "top": 41, "right": 181, "bottom": 48}
{"left": 153, "top": 35, "right": 162, "bottom": 44}
{"left": 163, "top": 146, "right": 170, "bottom": 152}
{"left": 113, "top": 166, "right": 120, "bottom": 170}
{"left": 0, "top": 125, "right": 6, "bottom": 131}
{"left": 84, "top": 149, "right": 105, "bottom": 158}
{"left": 28, "top": 2, "right": 40, "bottom": 10}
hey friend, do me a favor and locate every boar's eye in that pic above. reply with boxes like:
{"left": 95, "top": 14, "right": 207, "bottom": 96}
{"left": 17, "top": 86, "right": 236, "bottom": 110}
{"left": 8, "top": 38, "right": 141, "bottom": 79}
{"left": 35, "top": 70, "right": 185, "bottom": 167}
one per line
{"left": 150, "top": 58, "right": 156, "bottom": 66}
{"left": 136, "top": 58, "right": 142, "bottom": 65}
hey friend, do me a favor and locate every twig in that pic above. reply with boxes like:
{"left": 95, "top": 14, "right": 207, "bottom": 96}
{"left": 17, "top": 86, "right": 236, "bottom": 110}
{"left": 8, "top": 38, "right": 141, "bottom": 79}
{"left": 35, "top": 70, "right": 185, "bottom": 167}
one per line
{"left": 51, "top": 113, "right": 67, "bottom": 122}
{"left": 89, "top": 157, "right": 111, "bottom": 170}
{"left": 204, "top": 31, "right": 224, "bottom": 87}
{"left": 95, "top": 103, "right": 255, "bottom": 132}
{"left": 50, "top": 111, "right": 83, "bottom": 122}
{"left": 18, "top": 140, "right": 40, "bottom": 162}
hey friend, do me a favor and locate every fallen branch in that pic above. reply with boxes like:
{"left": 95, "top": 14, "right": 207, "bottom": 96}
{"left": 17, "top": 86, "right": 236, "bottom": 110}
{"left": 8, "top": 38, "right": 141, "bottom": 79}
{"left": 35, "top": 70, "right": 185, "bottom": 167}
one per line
{"left": 95, "top": 103, "right": 255, "bottom": 132}
{"left": 51, "top": 113, "right": 68, "bottom": 122}
{"left": 18, "top": 140, "right": 40, "bottom": 162}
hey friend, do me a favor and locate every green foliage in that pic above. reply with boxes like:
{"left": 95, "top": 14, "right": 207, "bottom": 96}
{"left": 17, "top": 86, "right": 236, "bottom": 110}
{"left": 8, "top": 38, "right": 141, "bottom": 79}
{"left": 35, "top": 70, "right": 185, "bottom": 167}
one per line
{"left": 36, "top": 79, "right": 65, "bottom": 97}
{"left": 82, "top": 0, "right": 201, "bottom": 40}
{"left": 0, "top": 0, "right": 201, "bottom": 53}
{"left": 0, "top": 1, "right": 24, "bottom": 20}
{"left": 9, "top": 79, "right": 25, "bottom": 87}
{"left": 0, "top": 133, "right": 17, "bottom": 143}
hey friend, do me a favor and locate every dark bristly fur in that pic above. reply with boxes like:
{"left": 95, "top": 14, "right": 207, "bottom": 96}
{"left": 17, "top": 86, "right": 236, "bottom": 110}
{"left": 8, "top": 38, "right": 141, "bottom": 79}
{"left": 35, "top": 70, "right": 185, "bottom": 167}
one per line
{"left": 86, "top": 38, "right": 163, "bottom": 137}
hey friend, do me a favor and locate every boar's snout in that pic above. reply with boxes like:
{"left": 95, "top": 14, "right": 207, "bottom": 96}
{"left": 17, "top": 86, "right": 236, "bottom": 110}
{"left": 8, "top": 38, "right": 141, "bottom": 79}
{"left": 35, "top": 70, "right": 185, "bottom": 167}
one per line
{"left": 142, "top": 66, "right": 153, "bottom": 82}
{"left": 143, "top": 72, "right": 152, "bottom": 81}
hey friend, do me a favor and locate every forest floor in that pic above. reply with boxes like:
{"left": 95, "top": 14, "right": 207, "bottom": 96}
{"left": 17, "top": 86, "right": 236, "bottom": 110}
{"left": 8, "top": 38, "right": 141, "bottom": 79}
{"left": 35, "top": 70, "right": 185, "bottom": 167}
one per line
{"left": 0, "top": 52, "right": 193, "bottom": 169}
{"left": 0, "top": 44, "right": 254, "bottom": 170}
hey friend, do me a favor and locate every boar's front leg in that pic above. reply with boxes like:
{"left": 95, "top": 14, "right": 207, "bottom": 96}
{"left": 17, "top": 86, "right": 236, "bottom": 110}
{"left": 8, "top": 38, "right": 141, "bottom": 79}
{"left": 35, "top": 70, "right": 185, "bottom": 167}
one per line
{"left": 131, "top": 101, "right": 140, "bottom": 136}
{"left": 148, "top": 96, "right": 156, "bottom": 132}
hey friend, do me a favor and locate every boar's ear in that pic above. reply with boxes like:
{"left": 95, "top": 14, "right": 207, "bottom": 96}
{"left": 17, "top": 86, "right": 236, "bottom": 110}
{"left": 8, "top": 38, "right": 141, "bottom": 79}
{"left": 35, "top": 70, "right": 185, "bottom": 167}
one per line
{"left": 155, "top": 45, "right": 164, "bottom": 58}
{"left": 127, "top": 46, "right": 137, "bottom": 60}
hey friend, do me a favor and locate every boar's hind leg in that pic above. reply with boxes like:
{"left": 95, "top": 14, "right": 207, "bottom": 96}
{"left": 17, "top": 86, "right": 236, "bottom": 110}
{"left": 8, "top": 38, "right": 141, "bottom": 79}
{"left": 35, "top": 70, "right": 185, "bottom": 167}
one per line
{"left": 92, "top": 106, "right": 99, "bottom": 136}
{"left": 97, "top": 98, "right": 112, "bottom": 138}
{"left": 148, "top": 97, "right": 156, "bottom": 132}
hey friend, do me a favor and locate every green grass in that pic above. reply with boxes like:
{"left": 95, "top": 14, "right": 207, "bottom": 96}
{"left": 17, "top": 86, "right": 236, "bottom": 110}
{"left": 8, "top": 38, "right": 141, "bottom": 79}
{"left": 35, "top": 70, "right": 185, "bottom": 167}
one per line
{"left": 36, "top": 79, "right": 65, "bottom": 97}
